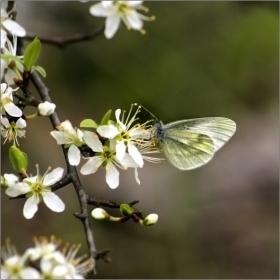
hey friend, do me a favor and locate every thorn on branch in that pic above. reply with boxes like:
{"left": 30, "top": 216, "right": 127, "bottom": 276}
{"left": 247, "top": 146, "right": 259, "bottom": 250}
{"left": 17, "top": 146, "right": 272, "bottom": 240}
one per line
{"left": 73, "top": 212, "right": 87, "bottom": 220}
{"left": 95, "top": 248, "right": 112, "bottom": 263}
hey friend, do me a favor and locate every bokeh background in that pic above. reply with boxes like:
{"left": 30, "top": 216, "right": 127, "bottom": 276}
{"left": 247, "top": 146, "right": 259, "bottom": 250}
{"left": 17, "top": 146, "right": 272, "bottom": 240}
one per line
{"left": 1, "top": 1, "right": 279, "bottom": 279}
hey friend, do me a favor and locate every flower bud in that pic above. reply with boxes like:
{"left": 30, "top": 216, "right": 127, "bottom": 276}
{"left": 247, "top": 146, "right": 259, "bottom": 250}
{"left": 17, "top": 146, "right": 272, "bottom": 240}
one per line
{"left": 91, "top": 208, "right": 109, "bottom": 220}
{"left": 120, "top": 204, "right": 133, "bottom": 217}
{"left": 142, "top": 214, "right": 158, "bottom": 226}
{"left": 38, "top": 101, "right": 56, "bottom": 116}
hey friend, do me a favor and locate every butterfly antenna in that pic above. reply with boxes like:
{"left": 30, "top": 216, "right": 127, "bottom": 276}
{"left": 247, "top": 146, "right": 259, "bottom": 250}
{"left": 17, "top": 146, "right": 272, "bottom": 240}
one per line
{"left": 133, "top": 103, "right": 158, "bottom": 121}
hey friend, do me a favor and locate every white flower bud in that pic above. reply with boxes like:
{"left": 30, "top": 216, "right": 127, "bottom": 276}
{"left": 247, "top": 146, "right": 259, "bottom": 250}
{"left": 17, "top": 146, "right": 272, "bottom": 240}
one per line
{"left": 143, "top": 214, "right": 158, "bottom": 226}
{"left": 38, "top": 101, "right": 56, "bottom": 116}
{"left": 91, "top": 208, "right": 109, "bottom": 220}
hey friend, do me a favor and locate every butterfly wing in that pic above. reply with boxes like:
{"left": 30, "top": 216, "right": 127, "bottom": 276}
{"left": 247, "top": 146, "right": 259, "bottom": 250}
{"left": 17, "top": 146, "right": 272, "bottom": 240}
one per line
{"left": 159, "top": 129, "right": 215, "bottom": 170}
{"left": 165, "top": 117, "right": 236, "bottom": 151}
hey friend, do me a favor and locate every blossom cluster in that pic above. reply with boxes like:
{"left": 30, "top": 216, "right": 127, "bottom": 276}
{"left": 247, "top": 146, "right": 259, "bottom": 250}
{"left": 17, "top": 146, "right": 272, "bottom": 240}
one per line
{"left": 1, "top": 236, "right": 94, "bottom": 279}
{"left": 51, "top": 104, "right": 163, "bottom": 189}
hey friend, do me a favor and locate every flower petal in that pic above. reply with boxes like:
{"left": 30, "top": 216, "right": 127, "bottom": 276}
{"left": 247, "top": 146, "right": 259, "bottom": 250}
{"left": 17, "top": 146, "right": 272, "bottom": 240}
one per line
{"left": 127, "top": 1, "right": 143, "bottom": 7}
{"left": 80, "top": 157, "right": 103, "bottom": 175}
{"left": 68, "top": 144, "right": 81, "bottom": 166}
{"left": 134, "top": 168, "right": 140, "bottom": 184}
{"left": 50, "top": 131, "right": 67, "bottom": 145}
{"left": 116, "top": 141, "right": 126, "bottom": 161}
{"left": 5, "top": 182, "right": 30, "bottom": 197}
{"left": 83, "top": 131, "right": 103, "bottom": 152}
{"left": 89, "top": 2, "right": 113, "bottom": 17}
{"left": 126, "top": 11, "right": 143, "bottom": 30}
{"left": 43, "top": 167, "right": 64, "bottom": 186}
{"left": 4, "top": 102, "right": 22, "bottom": 117}
{"left": 21, "top": 267, "right": 41, "bottom": 279}
{"left": 97, "top": 124, "right": 119, "bottom": 138}
{"left": 106, "top": 162, "right": 119, "bottom": 189}
{"left": 1, "top": 117, "right": 10, "bottom": 127}
{"left": 105, "top": 13, "right": 121, "bottom": 39}
{"left": 2, "top": 19, "right": 26, "bottom": 37}
{"left": 16, "top": 118, "right": 27, "bottom": 128}
{"left": 23, "top": 195, "right": 39, "bottom": 219}
{"left": 128, "top": 144, "right": 143, "bottom": 167}
{"left": 43, "top": 192, "right": 65, "bottom": 212}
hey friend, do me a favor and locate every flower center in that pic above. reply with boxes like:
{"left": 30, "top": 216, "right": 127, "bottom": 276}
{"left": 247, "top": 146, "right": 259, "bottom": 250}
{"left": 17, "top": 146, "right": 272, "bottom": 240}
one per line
{"left": 31, "top": 183, "right": 43, "bottom": 193}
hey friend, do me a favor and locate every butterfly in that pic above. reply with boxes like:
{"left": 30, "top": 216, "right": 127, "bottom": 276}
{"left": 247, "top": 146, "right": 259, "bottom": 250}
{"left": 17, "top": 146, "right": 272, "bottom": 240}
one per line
{"left": 150, "top": 115, "right": 236, "bottom": 170}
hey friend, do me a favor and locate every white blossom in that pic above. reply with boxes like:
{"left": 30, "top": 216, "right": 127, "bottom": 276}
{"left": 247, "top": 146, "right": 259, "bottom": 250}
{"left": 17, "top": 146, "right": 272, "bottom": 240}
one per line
{"left": 1, "top": 116, "right": 26, "bottom": 145}
{"left": 114, "top": 106, "right": 152, "bottom": 168}
{"left": 38, "top": 101, "right": 56, "bottom": 116}
{"left": 50, "top": 120, "right": 84, "bottom": 166}
{"left": 1, "top": 83, "right": 22, "bottom": 117}
{"left": 142, "top": 213, "right": 158, "bottom": 226}
{"left": 89, "top": 1, "right": 155, "bottom": 39}
{"left": 5, "top": 165, "right": 65, "bottom": 219}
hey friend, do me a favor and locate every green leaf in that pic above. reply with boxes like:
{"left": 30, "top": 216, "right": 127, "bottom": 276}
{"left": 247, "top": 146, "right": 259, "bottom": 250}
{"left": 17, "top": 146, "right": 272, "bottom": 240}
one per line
{"left": 80, "top": 119, "right": 98, "bottom": 128}
{"left": 100, "top": 109, "right": 112, "bottom": 125}
{"left": 9, "top": 146, "right": 28, "bottom": 173}
{"left": 23, "top": 38, "right": 41, "bottom": 71}
{"left": 33, "top": 65, "right": 46, "bottom": 77}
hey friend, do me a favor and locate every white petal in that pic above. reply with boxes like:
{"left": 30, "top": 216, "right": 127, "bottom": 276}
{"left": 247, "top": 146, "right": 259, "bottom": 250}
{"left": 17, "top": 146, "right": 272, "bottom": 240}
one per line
{"left": 23, "top": 195, "right": 39, "bottom": 219}
{"left": 128, "top": 144, "right": 143, "bottom": 167}
{"left": 5, "top": 68, "right": 17, "bottom": 85}
{"left": 68, "top": 144, "right": 81, "bottom": 166}
{"left": 1, "top": 30, "right": 7, "bottom": 48}
{"left": 4, "top": 102, "right": 22, "bottom": 117}
{"left": 52, "top": 265, "right": 68, "bottom": 277}
{"left": 76, "top": 128, "right": 84, "bottom": 141}
{"left": 106, "top": 163, "right": 119, "bottom": 189}
{"left": 5, "top": 183, "right": 30, "bottom": 197}
{"left": 134, "top": 168, "right": 140, "bottom": 184}
{"left": 1, "top": 58, "right": 8, "bottom": 80}
{"left": 3, "top": 19, "right": 26, "bottom": 37}
{"left": 43, "top": 167, "right": 64, "bottom": 186}
{"left": 1, "top": 117, "right": 10, "bottom": 127}
{"left": 127, "top": 1, "right": 143, "bottom": 7}
{"left": 97, "top": 124, "right": 119, "bottom": 138}
{"left": 126, "top": 11, "right": 143, "bottom": 30}
{"left": 43, "top": 192, "right": 65, "bottom": 212}
{"left": 16, "top": 118, "right": 27, "bottom": 128}
{"left": 20, "top": 267, "right": 41, "bottom": 279}
{"left": 50, "top": 131, "right": 67, "bottom": 145}
{"left": 105, "top": 13, "right": 121, "bottom": 39}
{"left": 116, "top": 141, "right": 126, "bottom": 161}
{"left": 60, "top": 120, "right": 73, "bottom": 130}
{"left": 119, "top": 154, "right": 138, "bottom": 168}
{"left": 80, "top": 157, "right": 102, "bottom": 175}
{"left": 83, "top": 131, "right": 103, "bottom": 152}
{"left": 89, "top": 3, "right": 113, "bottom": 16}
{"left": 115, "top": 109, "right": 126, "bottom": 130}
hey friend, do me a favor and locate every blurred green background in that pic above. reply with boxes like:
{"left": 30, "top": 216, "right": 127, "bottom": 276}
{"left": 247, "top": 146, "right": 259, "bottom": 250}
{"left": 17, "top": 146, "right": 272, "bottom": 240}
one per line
{"left": 2, "top": 1, "right": 279, "bottom": 279}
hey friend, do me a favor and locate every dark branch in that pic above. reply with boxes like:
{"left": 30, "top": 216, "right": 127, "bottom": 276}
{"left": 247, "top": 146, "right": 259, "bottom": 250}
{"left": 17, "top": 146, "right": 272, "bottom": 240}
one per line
{"left": 24, "top": 25, "right": 105, "bottom": 48}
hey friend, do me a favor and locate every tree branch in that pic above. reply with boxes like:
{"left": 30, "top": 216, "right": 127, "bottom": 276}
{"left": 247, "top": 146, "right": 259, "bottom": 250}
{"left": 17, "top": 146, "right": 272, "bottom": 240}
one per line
{"left": 24, "top": 25, "right": 105, "bottom": 48}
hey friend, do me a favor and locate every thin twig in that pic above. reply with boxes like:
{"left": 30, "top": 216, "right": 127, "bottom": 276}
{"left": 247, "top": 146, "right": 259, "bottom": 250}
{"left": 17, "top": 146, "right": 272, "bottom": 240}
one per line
{"left": 24, "top": 25, "right": 105, "bottom": 48}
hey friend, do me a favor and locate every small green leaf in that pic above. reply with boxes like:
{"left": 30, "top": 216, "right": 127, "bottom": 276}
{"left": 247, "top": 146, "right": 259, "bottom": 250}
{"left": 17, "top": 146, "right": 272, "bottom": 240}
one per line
{"left": 120, "top": 204, "right": 133, "bottom": 217}
{"left": 9, "top": 146, "right": 28, "bottom": 173}
{"left": 33, "top": 65, "right": 46, "bottom": 77}
{"left": 100, "top": 109, "right": 112, "bottom": 125}
{"left": 24, "top": 38, "right": 41, "bottom": 71}
{"left": 80, "top": 119, "right": 98, "bottom": 128}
